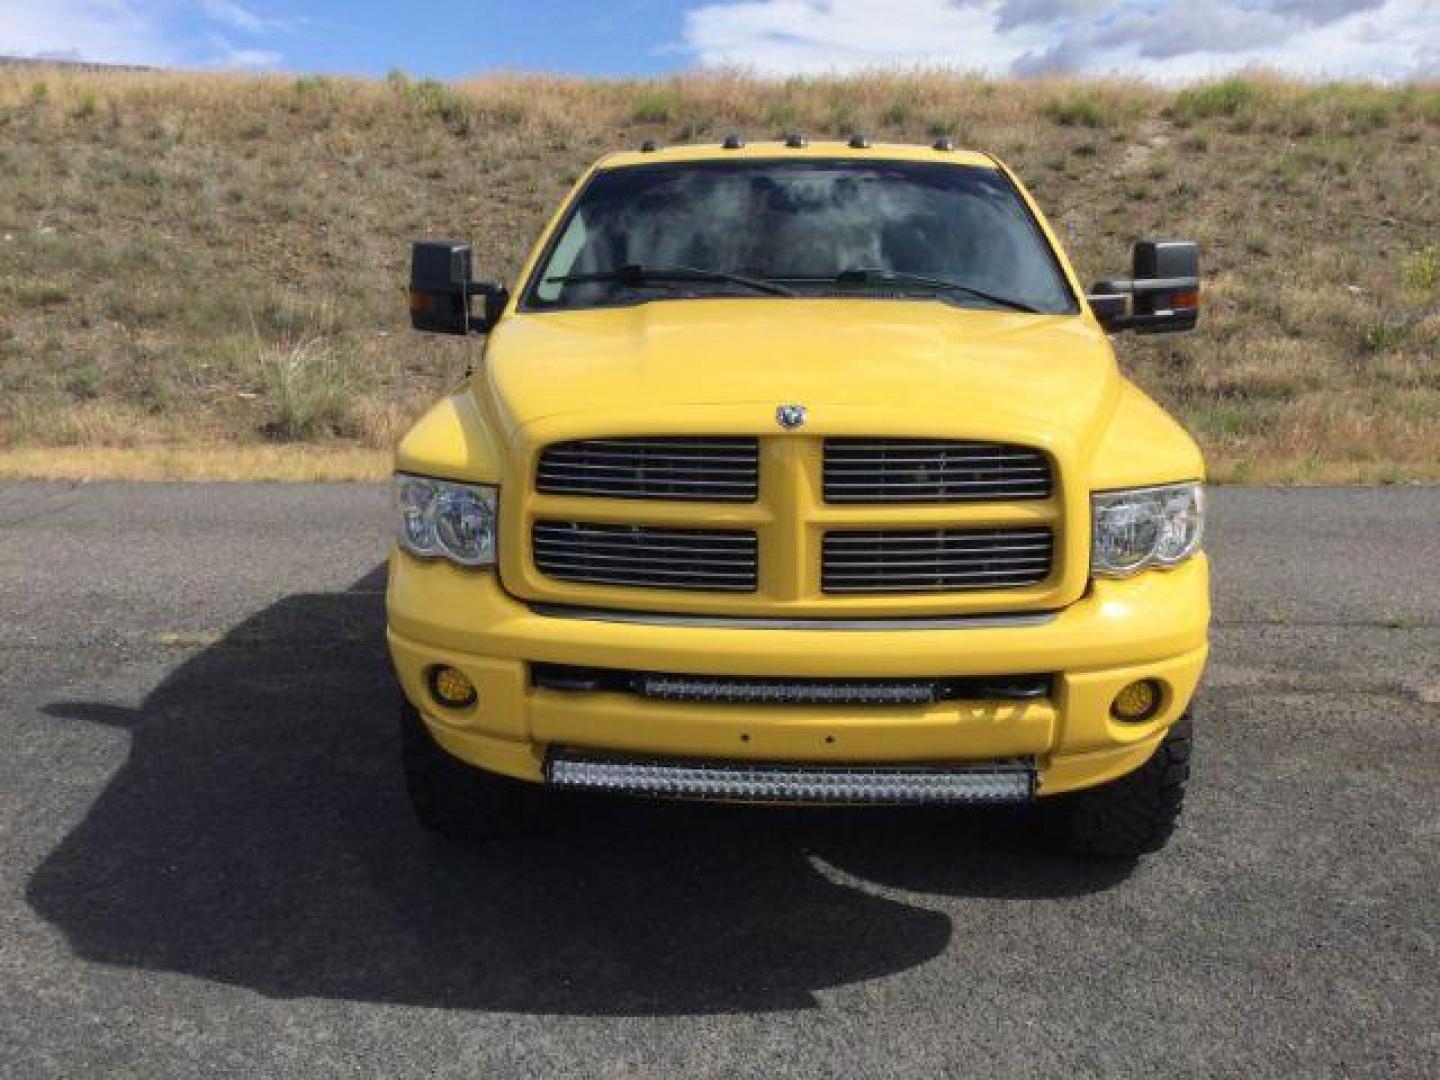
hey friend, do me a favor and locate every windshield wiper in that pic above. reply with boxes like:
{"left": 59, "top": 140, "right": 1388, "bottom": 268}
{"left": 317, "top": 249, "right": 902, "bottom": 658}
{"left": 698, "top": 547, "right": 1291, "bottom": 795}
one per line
{"left": 544, "top": 264, "right": 795, "bottom": 297}
{"left": 825, "top": 269, "right": 1041, "bottom": 313}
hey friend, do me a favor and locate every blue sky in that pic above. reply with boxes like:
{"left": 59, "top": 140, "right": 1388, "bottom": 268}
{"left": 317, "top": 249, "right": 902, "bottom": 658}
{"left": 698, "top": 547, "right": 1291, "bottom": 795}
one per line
{"left": 2, "top": 1, "right": 1436, "bottom": 81}
{"left": 222, "top": 1, "right": 694, "bottom": 77}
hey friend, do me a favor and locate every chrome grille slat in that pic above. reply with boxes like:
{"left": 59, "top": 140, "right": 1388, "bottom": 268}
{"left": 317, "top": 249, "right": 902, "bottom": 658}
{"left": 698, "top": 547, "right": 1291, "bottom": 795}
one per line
{"left": 823, "top": 495, "right": 1050, "bottom": 503}
{"left": 825, "top": 472, "right": 1050, "bottom": 481}
{"left": 828, "top": 455, "right": 1042, "bottom": 464}
{"left": 821, "top": 583, "right": 1042, "bottom": 592}
{"left": 825, "top": 533, "right": 1047, "bottom": 542}
{"left": 823, "top": 527, "right": 1053, "bottom": 593}
{"left": 829, "top": 480, "right": 1054, "bottom": 489}
{"left": 539, "top": 461, "right": 758, "bottom": 472}
{"left": 539, "top": 467, "right": 757, "bottom": 478}
{"left": 824, "top": 438, "right": 1053, "bottom": 503}
{"left": 576, "top": 439, "right": 756, "bottom": 450}
{"left": 824, "top": 559, "right": 1051, "bottom": 569}
{"left": 540, "top": 452, "right": 758, "bottom": 463}
{"left": 533, "top": 522, "right": 757, "bottom": 592}
{"left": 826, "top": 570, "right": 1050, "bottom": 579}
{"left": 828, "top": 443, "right": 1031, "bottom": 452}
{"left": 535, "top": 541, "right": 756, "bottom": 556}
{"left": 536, "top": 553, "right": 756, "bottom": 567}
{"left": 538, "top": 437, "right": 759, "bottom": 501}
{"left": 823, "top": 542, "right": 1051, "bottom": 552}
{"left": 541, "top": 475, "right": 760, "bottom": 489}
{"left": 540, "top": 563, "right": 750, "bottom": 578}
{"left": 532, "top": 486, "right": 749, "bottom": 500}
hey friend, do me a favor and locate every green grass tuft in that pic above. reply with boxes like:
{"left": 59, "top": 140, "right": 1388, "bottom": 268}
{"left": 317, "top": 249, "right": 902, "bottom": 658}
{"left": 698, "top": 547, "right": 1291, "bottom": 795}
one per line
{"left": 630, "top": 84, "right": 682, "bottom": 124}
{"left": 1401, "top": 246, "right": 1438, "bottom": 291}
{"left": 1043, "top": 94, "right": 1111, "bottom": 128}
{"left": 260, "top": 338, "right": 359, "bottom": 441}
{"left": 1173, "top": 78, "right": 1264, "bottom": 122}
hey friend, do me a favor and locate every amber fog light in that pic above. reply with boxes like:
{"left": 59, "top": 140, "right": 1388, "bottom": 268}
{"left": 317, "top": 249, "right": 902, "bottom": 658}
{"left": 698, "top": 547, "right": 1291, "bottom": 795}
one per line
{"left": 1112, "top": 679, "right": 1162, "bottom": 723}
{"left": 430, "top": 666, "right": 477, "bottom": 708}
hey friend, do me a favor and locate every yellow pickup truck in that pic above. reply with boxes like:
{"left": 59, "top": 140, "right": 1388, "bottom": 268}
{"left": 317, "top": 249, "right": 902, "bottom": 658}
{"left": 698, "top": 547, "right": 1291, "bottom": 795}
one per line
{"left": 388, "top": 137, "right": 1207, "bottom": 857}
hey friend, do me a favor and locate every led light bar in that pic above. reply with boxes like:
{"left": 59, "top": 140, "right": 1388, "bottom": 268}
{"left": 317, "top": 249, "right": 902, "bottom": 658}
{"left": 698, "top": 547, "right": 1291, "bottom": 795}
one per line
{"left": 639, "top": 675, "right": 937, "bottom": 705}
{"left": 546, "top": 755, "right": 1035, "bottom": 804}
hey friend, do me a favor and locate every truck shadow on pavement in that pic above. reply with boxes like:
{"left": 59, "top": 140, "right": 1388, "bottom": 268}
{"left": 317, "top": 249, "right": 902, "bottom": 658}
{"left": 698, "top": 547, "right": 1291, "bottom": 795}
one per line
{"left": 27, "top": 569, "right": 1131, "bottom": 1015}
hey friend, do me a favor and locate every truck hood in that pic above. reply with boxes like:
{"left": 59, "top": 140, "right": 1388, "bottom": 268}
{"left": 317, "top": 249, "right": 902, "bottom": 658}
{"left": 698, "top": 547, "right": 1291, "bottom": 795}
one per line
{"left": 480, "top": 299, "right": 1118, "bottom": 446}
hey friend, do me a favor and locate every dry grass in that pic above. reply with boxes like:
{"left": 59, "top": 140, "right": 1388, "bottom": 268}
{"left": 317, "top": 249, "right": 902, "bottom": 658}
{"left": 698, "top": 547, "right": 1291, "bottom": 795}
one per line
{"left": 0, "top": 67, "right": 1437, "bottom": 482}
{"left": 0, "top": 444, "right": 388, "bottom": 481}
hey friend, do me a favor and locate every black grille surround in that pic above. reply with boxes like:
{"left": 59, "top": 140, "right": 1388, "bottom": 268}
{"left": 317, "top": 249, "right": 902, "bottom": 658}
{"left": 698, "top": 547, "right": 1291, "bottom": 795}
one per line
{"left": 823, "top": 527, "right": 1054, "bottom": 593}
{"left": 532, "top": 521, "right": 758, "bottom": 592}
{"left": 824, "top": 438, "right": 1052, "bottom": 503}
{"left": 537, "top": 437, "right": 759, "bottom": 501}
{"left": 533, "top": 663, "right": 1052, "bottom": 705}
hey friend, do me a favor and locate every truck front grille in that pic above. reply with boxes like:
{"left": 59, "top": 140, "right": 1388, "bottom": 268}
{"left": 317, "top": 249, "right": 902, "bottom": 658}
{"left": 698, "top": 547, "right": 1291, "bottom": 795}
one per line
{"left": 822, "top": 527, "right": 1053, "bottom": 593}
{"left": 532, "top": 521, "right": 758, "bottom": 592}
{"left": 824, "top": 438, "right": 1051, "bottom": 502}
{"left": 537, "top": 437, "right": 759, "bottom": 501}
{"left": 522, "top": 432, "right": 1069, "bottom": 611}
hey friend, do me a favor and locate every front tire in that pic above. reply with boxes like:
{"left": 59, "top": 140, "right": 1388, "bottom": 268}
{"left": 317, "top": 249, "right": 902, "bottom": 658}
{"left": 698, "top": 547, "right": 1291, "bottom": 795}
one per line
{"left": 399, "top": 700, "right": 539, "bottom": 839}
{"left": 1041, "top": 714, "right": 1193, "bottom": 858}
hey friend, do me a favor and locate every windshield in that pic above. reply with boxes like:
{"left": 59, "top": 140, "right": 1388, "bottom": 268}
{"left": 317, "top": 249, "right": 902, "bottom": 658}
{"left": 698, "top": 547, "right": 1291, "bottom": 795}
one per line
{"left": 523, "top": 159, "right": 1076, "bottom": 314}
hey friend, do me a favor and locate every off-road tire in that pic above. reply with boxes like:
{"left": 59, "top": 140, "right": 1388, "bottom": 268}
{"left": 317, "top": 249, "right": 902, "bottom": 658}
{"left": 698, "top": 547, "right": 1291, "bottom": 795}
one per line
{"left": 1041, "top": 714, "right": 1193, "bottom": 858}
{"left": 399, "top": 699, "right": 540, "bottom": 839}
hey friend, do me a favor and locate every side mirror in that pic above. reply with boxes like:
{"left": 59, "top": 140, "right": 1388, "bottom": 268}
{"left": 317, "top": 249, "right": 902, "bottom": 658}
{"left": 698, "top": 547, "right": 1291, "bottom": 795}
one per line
{"left": 408, "top": 239, "right": 508, "bottom": 335}
{"left": 1088, "top": 240, "right": 1200, "bottom": 334}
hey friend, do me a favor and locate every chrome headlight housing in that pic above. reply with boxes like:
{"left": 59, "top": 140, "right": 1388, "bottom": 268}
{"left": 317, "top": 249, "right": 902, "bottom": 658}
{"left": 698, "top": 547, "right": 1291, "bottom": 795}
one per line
{"left": 1091, "top": 482, "right": 1204, "bottom": 578}
{"left": 395, "top": 474, "right": 498, "bottom": 567}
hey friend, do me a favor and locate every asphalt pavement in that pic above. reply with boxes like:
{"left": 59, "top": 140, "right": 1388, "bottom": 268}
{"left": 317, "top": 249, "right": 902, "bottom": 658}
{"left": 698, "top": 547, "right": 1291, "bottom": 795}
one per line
{"left": 1, "top": 483, "right": 1437, "bottom": 1077}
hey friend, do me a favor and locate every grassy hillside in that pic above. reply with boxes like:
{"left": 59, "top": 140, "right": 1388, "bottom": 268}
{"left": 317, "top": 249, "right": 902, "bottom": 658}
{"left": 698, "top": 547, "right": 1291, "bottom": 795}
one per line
{"left": 0, "top": 68, "right": 1436, "bottom": 482}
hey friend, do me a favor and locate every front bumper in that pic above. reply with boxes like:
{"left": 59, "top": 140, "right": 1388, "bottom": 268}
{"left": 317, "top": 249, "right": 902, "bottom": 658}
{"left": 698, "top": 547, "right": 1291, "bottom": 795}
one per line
{"left": 387, "top": 554, "right": 1209, "bottom": 798}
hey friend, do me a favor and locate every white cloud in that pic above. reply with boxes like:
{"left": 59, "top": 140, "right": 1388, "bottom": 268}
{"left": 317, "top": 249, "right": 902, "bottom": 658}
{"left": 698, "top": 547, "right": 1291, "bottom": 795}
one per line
{"left": 208, "top": 36, "right": 283, "bottom": 70}
{"left": 199, "top": 0, "right": 274, "bottom": 34}
{"left": 0, "top": 0, "right": 179, "bottom": 66}
{"left": 0, "top": 0, "right": 288, "bottom": 69}
{"left": 684, "top": 0, "right": 1032, "bottom": 74}
{"left": 683, "top": 0, "right": 1440, "bottom": 80}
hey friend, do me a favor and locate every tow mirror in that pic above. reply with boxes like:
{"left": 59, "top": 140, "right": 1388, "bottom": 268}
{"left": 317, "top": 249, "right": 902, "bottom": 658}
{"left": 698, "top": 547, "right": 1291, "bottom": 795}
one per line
{"left": 408, "top": 239, "right": 508, "bottom": 335}
{"left": 1088, "top": 240, "right": 1199, "bottom": 334}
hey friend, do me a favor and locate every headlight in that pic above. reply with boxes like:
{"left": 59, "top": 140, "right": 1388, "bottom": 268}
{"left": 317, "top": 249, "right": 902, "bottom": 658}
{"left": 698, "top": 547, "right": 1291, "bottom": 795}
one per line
{"left": 395, "top": 474, "right": 498, "bottom": 567}
{"left": 1091, "top": 482, "right": 1204, "bottom": 577}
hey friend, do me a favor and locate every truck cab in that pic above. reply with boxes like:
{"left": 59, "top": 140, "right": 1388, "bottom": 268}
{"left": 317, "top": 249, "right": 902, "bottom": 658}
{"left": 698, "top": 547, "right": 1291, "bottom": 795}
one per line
{"left": 388, "top": 138, "right": 1207, "bottom": 857}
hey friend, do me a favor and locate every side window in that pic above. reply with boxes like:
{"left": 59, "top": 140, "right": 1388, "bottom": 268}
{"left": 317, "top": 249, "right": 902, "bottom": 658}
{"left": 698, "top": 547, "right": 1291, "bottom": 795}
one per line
{"left": 535, "top": 210, "right": 590, "bottom": 302}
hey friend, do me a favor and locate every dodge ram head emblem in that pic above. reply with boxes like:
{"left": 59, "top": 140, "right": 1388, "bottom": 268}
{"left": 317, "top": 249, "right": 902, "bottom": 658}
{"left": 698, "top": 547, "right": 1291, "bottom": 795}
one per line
{"left": 775, "top": 404, "right": 807, "bottom": 430}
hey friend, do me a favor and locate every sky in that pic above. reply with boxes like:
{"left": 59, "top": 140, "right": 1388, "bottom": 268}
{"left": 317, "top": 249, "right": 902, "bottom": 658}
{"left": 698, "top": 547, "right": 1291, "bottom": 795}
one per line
{"left": 1, "top": 0, "right": 1436, "bottom": 82}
